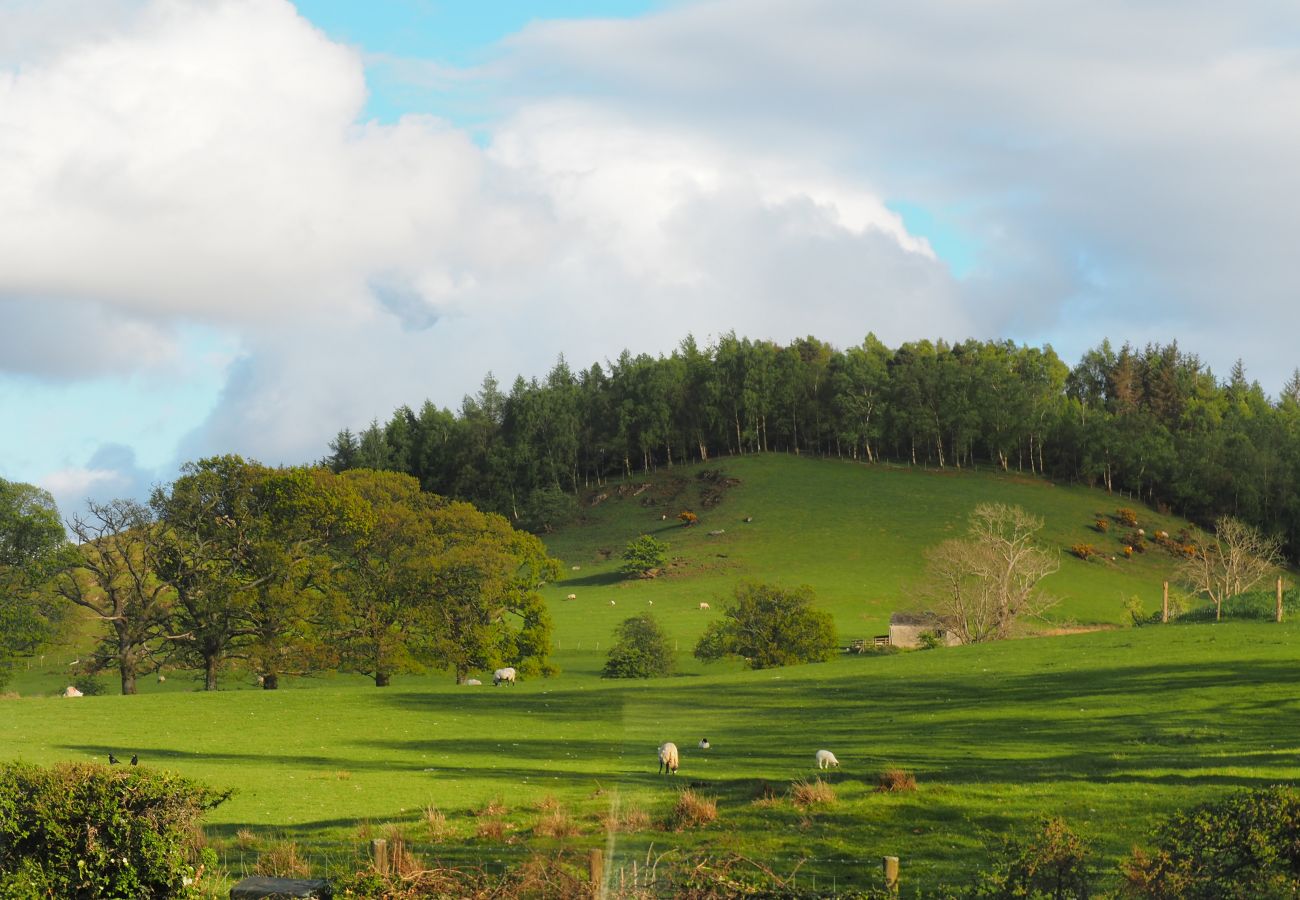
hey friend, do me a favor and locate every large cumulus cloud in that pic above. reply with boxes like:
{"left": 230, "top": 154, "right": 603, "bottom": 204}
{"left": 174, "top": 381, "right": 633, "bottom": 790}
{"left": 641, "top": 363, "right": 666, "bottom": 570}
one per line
{"left": 5, "top": 0, "right": 1296, "bottom": 503}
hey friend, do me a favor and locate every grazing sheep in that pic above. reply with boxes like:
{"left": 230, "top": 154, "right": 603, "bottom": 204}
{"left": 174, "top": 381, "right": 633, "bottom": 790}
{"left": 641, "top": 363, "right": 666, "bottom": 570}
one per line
{"left": 493, "top": 667, "right": 517, "bottom": 686}
{"left": 699, "top": 738, "right": 711, "bottom": 750}
{"left": 566, "top": 593, "right": 577, "bottom": 600}
{"left": 816, "top": 749, "right": 840, "bottom": 770}
{"left": 571, "top": 565, "right": 581, "bottom": 571}
{"left": 648, "top": 600, "right": 654, "bottom": 605}
{"left": 658, "top": 742, "right": 680, "bottom": 775}
{"left": 62, "top": 685, "right": 83, "bottom": 698}
{"left": 464, "top": 678, "right": 482, "bottom": 686}
{"left": 699, "top": 602, "right": 711, "bottom": 610}
{"left": 609, "top": 600, "right": 616, "bottom": 606}
{"left": 708, "top": 529, "right": 726, "bottom": 536}
{"left": 156, "top": 673, "right": 166, "bottom": 683}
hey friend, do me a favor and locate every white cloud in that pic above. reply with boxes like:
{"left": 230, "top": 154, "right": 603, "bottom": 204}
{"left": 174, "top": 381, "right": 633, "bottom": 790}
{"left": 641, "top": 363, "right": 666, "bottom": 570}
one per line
{"left": 10, "top": 0, "right": 1297, "bottom": 493}
{"left": 1, "top": 0, "right": 956, "bottom": 477}
{"left": 39, "top": 466, "right": 121, "bottom": 497}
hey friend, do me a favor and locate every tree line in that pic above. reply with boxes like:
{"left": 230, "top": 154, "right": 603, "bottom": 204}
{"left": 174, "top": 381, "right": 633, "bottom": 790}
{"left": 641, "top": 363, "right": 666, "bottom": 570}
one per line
{"left": 0, "top": 463, "right": 558, "bottom": 694}
{"left": 322, "top": 333, "right": 1300, "bottom": 557}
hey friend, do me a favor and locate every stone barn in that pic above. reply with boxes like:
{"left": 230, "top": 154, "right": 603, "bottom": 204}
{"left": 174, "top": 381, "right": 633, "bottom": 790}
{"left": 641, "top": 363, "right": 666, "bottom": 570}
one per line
{"left": 888, "top": 612, "right": 961, "bottom": 649}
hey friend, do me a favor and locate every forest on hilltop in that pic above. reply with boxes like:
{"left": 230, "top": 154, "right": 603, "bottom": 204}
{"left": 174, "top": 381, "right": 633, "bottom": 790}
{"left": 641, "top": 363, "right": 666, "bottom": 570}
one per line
{"left": 323, "top": 333, "right": 1300, "bottom": 557}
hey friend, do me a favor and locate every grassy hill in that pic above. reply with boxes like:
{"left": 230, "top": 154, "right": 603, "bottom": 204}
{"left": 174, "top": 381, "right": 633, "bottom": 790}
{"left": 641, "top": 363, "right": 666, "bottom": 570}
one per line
{"left": 5, "top": 456, "right": 1293, "bottom": 895}
{"left": 541, "top": 454, "right": 1198, "bottom": 677}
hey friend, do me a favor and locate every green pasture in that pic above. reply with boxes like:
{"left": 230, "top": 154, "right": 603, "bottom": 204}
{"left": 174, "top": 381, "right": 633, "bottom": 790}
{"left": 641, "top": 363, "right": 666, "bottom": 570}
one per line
{"left": 543, "top": 454, "right": 1194, "bottom": 673}
{"left": 4, "top": 456, "right": 1287, "bottom": 893}
{"left": 6, "top": 622, "right": 1300, "bottom": 894}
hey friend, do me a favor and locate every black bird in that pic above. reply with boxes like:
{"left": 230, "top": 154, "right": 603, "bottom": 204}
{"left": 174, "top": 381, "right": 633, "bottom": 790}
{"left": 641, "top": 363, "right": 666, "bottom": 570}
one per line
{"left": 130, "top": 754, "right": 138, "bottom": 766}
{"left": 108, "top": 753, "right": 119, "bottom": 764}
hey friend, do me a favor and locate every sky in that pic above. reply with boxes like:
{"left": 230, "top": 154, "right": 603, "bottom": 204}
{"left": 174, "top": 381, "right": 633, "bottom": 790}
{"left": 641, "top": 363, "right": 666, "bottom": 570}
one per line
{"left": 3, "top": 0, "right": 1300, "bottom": 518}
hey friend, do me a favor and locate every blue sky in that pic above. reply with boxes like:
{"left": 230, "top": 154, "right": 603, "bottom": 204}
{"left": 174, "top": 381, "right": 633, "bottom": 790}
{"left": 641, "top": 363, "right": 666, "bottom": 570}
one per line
{"left": 2, "top": 0, "right": 1298, "bottom": 518}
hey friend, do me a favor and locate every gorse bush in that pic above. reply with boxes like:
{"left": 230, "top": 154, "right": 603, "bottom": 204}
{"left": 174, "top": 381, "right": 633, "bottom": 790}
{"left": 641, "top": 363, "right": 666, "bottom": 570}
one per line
{"left": 975, "top": 816, "right": 1092, "bottom": 899}
{"left": 0, "top": 761, "right": 229, "bottom": 899}
{"left": 1122, "top": 785, "right": 1300, "bottom": 898}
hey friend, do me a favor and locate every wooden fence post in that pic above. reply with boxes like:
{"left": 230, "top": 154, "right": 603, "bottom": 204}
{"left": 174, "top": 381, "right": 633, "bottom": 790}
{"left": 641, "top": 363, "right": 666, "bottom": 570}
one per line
{"left": 589, "top": 848, "right": 604, "bottom": 893}
{"left": 1278, "top": 577, "right": 1285, "bottom": 623}
{"left": 1161, "top": 581, "right": 1169, "bottom": 623}
{"left": 371, "top": 838, "right": 388, "bottom": 874}
{"left": 883, "top": 855, "right": 899, "bottom": 894}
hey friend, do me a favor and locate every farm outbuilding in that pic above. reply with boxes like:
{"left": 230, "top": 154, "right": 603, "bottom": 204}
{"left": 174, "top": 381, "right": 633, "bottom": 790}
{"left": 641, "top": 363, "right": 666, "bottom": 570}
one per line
{"left": 888, "top": 612, "right": 961, "bottom": 649}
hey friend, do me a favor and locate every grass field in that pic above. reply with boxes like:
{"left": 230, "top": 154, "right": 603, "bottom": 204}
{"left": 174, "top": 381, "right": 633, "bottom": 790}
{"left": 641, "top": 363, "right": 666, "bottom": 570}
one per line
{"left": 4, "top": 456, "right": 1293, "bottom": 895}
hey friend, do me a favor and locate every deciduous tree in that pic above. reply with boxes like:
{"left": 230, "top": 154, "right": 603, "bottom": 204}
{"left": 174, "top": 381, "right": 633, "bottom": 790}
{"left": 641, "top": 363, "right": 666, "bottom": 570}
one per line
{"left": 694, "top": 582, "right": 837, "bottom": 669}
{"left": 920, "top": 503, "right": 1058, "bottom": 642}
{"left": 1179, "top": 516, "right": 1282, "bottom": 621}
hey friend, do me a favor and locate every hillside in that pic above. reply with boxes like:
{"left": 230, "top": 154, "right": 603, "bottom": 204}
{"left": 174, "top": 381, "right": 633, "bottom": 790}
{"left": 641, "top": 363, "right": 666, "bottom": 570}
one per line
{"left": 540, "top": 454, "right": 1200, "bottom": 676}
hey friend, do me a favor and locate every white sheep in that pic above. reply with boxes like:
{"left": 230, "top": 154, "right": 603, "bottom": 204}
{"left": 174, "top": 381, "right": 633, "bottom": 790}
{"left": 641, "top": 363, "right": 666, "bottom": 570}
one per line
{"left": 464, "top": 678, "right": 482, "bottom": 686}
{"left": 566, "top": 593, "right": 577, "bottom": 600}
{"left": 62, "top": 685, "right": 83, "bottom": 698}
{"left": 658, "top": 742, "right": 680, "bottom": 775}
{"left": 699, "top": 602, "right": 711, "bottom": 610}
{"left": 492, "top": 667, "right": 517, "bottom": 686}
{"left": 609, "top": 600, "right": 616, "bottom": 606}
{"left": 815, "top": 749, "right": 840, "bottom": 770}
{"left": 698, "top": 738, "right": 711, "bottom": 750}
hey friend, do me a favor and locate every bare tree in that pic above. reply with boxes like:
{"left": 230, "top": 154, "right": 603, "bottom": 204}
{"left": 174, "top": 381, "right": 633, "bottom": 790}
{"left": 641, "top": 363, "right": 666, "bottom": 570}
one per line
{"left": 921, "top": 503, "right": 1059, "bottom": 642}
{"left": 1179, "top": 516, "right": 1282, "bottom": 621}
{"left": 55, "top": 499, "right": 173, "bottom": 694}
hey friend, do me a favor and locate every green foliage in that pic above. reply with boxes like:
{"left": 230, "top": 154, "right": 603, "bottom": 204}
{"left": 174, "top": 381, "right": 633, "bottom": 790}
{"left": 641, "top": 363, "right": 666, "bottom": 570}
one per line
{"left": 1121, "top": 786, "right": 1300, "bottom": 898}
{"left": 602, "top": 613, "right": 675, "bottom": 678}
{"left": 1124, "top": 596, "right": 1151, "bottom": 626}
{"left": 694, "top": 581, "right": 838, "bottom": 669}
{"left": 0, "top": 761, "right": 229, "bottom": 899}
{"left": 620, "top": 534, "right": 668, "bottom": 577}
{"left": 0, "top": 479, "right": 68, "bottom": 688}
{"left": 519, "top": 486, "right": 577, "bottom": 534}
{"left": 976, "top": 816, "right": 1093, "bottom": 899}
{"left": 329, "top": 470, "right": 560, "bottom": 686}
{"left": 917, "top": 630, "right": 946, "bottom": 650}
{"left": 71, "top": 674, "right": 108, "bottom": 696}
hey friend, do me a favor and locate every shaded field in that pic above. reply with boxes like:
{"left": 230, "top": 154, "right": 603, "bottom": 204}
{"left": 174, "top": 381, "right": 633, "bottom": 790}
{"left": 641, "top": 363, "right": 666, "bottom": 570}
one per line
{"left": 6, "top": 621, "right": 1300, "bottom": 893}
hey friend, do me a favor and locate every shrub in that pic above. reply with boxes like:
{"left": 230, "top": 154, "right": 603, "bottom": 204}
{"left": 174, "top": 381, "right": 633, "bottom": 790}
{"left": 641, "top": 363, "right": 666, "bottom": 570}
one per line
{"left": 602, "top": 613, "right": 676, "bottom": 678}
{"left": 1121, "top": 530, "right": 1146, "bottom": 552}
{"left": 791, "top": 777, "right": 837, "bottom": 808}
{"left": 254, "top": 840, "right": 310, "bottom": 878}
{"left": 0, "top": 761, "right": 229, "bottom": 899}
{"left": 1124, "top": 546, "right": 1134, "bottom": 558}
{"left": 875, "top": 768, "right": 917, "bottom": 793}
{"left": 1094, "top": 518, "right": 1110, "bottom": 533}
{"left": 667, "top": 790, "right": 717, "bottom": 830}
{"left": 677, "top": 510, "right": 698, "bottom": 527}
{"left": 72, "top": 674, "right": 108, "bottom": 696}
{"left": 1116, "top": 507, "right": 1138, "bottom": 527}
{"left": 694, "top": 581, "right": 838, "bottom": 670}
{"left": 423, "top": 804, "right": 451, "bottom": 843}
{"left": 1071, "top": 543, "right": 1095, "bottom": 561}
{"left": 1121, "top": 786, "right": 1300, "bottom": 898}
{"left": 917, "top": 630, "right": 946, "bottom": 650}
{"left": 1125, "top": 596, "right": 1152, "bottom": 626}
{"left": 620, "top": 534, "right": 668, "bottom": 578}
{"left": 533, "top": 807, "right": 580, "bottom": 838}
{"left": 976, "top": 816, "right": 1092, "bottom": 899}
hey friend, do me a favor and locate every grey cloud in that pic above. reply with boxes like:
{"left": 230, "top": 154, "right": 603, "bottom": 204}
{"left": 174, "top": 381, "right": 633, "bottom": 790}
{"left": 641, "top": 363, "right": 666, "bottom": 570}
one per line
{"left": 503, "top": 0, "right": 1300, "bottom": 388}
{"left": 0, "top": 297, "right": 179, "bottom": 379}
